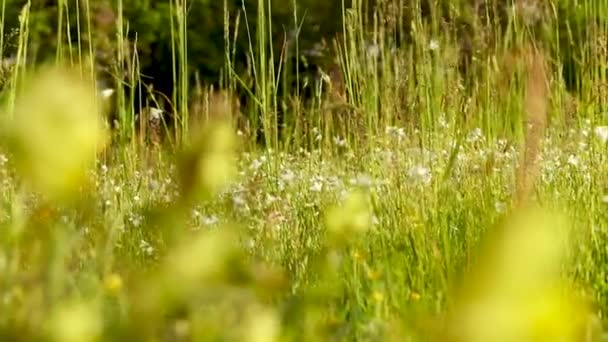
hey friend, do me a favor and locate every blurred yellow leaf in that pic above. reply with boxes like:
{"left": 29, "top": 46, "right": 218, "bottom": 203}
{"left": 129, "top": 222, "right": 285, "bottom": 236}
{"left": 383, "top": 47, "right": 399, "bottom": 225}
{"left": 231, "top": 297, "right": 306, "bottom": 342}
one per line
{"left": 2, "top": 64, "right": 108, "bottom": 203}
{"left": 446, "top": 207, "right": 590, "bottom": 342}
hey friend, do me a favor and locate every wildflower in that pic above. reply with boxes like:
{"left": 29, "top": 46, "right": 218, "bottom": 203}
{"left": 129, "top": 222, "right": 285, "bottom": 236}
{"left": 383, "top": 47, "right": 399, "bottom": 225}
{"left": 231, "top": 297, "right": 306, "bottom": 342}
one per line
{"left": 410, "top": 292, "right": 421, "bottom": 301}
{"left": 139, "top": 239, "right": 155, "bottom": 256}
{"left": 202, "top": 215, "right": 219, "bottom": 226}
{"left": 372, "top": 291, "right": 385, "bottom": 303}
{"left": 232, "top": 194, "right": 249, "bottom": 212}
{"left": 103, "top": 273, "right": 123, "bottom": 295}
{"left": 408, "top": 165, "right": 432, "bottom": 184}
{"left": 149, "top": 107, "right": 163, "bottom": 122}
{"left": 448, "top": 208, "right": 589, "bottom": 341}
{"left": 602, "top": 195, "right": 608, "bottom": 204}
{"left": 325, "top": 190, "right": 371, "bottom": 244}
{"left": 280, "top": 169, "right": 296, "bottom": 183}
{"left": 366, "top": 269, "right": 382, "bottom": 281}
{"left": 594, "top": 126, "right": 608, "bottom": 143}
{"left": 49, "top": 301, "right": 102, "bottom": 342}
{"left": 310, "top": 179, "right": 323, "bottom": 193}
{"left": 429, "top": 39, "right": 440, "bottom": 51}
{"left": 467, "top": 128, "right": 483, "bottom": 143}
{"left": 173, "top": 320, "right": 191, "bottom": 340}
{"left": 367, "top": 43, "right": 380, "bottom": 59}
{"left": 567, "top": 155, "right": 579, "bottom": 167}
{"left": 351, "top": 250, "right": 365, "bottom": 262}
{"left": 100, "top": 88, "right": 115, "bottom": 99}
{"left": 333, "top": 136, "right": 347, "bottom": 147}
{"left": 495, "top": 201, "right": 506, "bottom": 213}
{"left": 177, "top": 120, "right": 238, "bottom": 202}
{"left": 350, "top": 173, "right": 373, "bottom": 188}
{"left": 244, "top": 307, "right": 280, "bottom": 342}
{"left": 2, "top": 65, "right": 108, "bottom": 203}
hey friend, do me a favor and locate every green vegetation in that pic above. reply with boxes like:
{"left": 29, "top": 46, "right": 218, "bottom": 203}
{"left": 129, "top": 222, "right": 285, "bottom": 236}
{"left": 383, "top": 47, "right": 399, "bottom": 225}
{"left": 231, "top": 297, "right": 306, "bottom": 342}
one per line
{"left": 0, "top": 0, "right": 606, "bottom": 341}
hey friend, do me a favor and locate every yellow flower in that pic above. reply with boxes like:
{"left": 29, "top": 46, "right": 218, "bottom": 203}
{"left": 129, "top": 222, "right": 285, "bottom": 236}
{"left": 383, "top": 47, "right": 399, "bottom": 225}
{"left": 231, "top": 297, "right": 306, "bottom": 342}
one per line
{"left": 366, "top": 269, "right": 381, "bottom": 281}
{"left": 325, "top": 190, "right": 371, "bottom": 245}
{"left": 2, "top": 64, "right": 108, "bottom": 203}
{"left": 103, "top": 273, "right": 123, "bottom": 295}
{"left": 178, "top": 120, "right": 238, "bottom": 202}
{"left": 48, "top": 301, "right": 102, "bottom": 342}
{"left": 372, "top": 291, "right": 385, "bottom": 303}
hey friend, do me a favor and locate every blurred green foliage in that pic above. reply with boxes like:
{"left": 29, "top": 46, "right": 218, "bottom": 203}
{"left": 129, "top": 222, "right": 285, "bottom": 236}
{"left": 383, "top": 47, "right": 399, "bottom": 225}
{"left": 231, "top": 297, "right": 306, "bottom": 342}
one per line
{"left": 0, "top": 0, "right": 347, "bottom": 84}
{"left": 0, "top": 1, "right": 604, "bottom": 97}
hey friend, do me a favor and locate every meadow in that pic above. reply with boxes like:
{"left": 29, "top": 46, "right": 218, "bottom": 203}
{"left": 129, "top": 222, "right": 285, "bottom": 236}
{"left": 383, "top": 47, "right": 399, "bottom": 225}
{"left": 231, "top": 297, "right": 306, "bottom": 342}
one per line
{"left": 0, "top": 0, "right": 607, "bottom": 341}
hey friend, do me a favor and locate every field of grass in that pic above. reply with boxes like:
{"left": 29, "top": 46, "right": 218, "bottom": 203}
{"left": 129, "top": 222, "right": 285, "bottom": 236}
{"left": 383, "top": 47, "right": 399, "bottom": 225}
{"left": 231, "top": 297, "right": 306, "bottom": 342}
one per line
{"left": 0, "top": 0, "right": 607, "bottom": 341}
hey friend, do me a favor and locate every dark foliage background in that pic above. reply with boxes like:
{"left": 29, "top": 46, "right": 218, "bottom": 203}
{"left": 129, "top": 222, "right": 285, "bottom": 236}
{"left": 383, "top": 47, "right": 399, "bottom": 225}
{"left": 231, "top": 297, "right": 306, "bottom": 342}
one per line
{"left": 0, "top": 1, "right": 604, "bottom": 108}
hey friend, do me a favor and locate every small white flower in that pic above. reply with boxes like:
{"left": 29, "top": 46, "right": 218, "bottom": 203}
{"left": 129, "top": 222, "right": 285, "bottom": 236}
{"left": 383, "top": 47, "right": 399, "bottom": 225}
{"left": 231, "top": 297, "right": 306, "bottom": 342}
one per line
{"left": 567, "top": 154, "right": 579, "bottom": 166}
{"left": 351, "top": 174, "right": 373, "bottom": 188}
{"left": 232, "top": 194, "right": 249, "bottom": 212}
{"left": 371, "top": 215, "right": 379, "bottom": 226}
{"left": 367, "top": 43, "right": 380, "bottom": 58}
{"left": 130, "top": 215, "right": 142, "bottom": 228}
{"left": 139, "top": 239, "right": 154, "bottom": 256}
{"left": 149, "top": 107, "right": 163, "bottom": 122}
{"left": 310, "top": 180, "right": 323, "bottom": 193}
{"left": 594, "top": 126, "right": 608, "bottom": 143}
{"left": 409, "top": 165, "right": 432, "bottom": 184}
{"left": 280, "top": 169, "right": 296, "bottom": 183}
{"left": 100, "top": 88, "right": 115, "bottom": 99}
{"left": 333, "top": 136, "right": 347, "bottom": 147}
{"left": 250, "top": 158, "right": 264, "bottom": 171}
{"left": 266, "top": 193, "right": 278, "bottom": 205}
{"left": 495, "top": 201, "right": 506, "bottom": 213}
{"left": 467, "top": 128, "right": 483, "bottom": 143}
{"left": 429, "top": 39, "right": 440, "bottom": 51}
{"left": 0, "top": 154, "right": 7, "bottom": 165}
{"left": 202, "top": 215, "right": 219, "bottom": 226}
{"left": 133, "top": 195, "right": 140, "bottom": 202}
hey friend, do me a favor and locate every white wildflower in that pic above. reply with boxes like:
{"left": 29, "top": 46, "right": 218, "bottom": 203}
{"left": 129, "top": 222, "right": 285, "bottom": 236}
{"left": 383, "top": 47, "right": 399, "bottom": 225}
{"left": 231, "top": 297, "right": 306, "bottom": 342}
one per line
{"left": 100, "top": 88, "right": 115, "bottom": 99}
{"left": 467, "top": 128, "right": 483, "bottom": 143}
{"left": 149, "top": 107, "right": 163, "bottom": 122}
{"left": 202, "top": 215, "right": 219, "bottom": 226}
{"left": 367, "top": 43, "right": 380, "bottom": 59}
{"left": 139, "top": 239, "right": 154, "bottom": 256}
{"left": 567, "top": 154, "right": 579, "bottom": 167}
{"left": 280, "top": 169, "right": 296, "bottom": 183}
{"left": 310, "top": 180, "right": 323, "bottom": 193}
{"left": 594, "top": 126, "right": 608, "bottom": 143}
{"left": 232, "top": 194, "right": 249, "bottom": 212}
{"left": 350, "top": 174, "right": 373, "bottom": 188}
{"left": 429, "top": 39, "right": 440, "bottom": 51}
{"left": 333, "top": 136, "right": 347, "bottom": 147}
{"left": 495, "top": 201, "right": 506, "bottom": 213}
{"left": 409, "top": 165, "right": 432, "bottom": 184}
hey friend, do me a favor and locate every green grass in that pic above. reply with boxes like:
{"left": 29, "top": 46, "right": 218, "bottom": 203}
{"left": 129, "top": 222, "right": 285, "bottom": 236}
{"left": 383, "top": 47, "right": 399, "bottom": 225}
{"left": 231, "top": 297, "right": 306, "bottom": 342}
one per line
{"left": 0, "top": 0, "right": 607, "bottom": 341}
